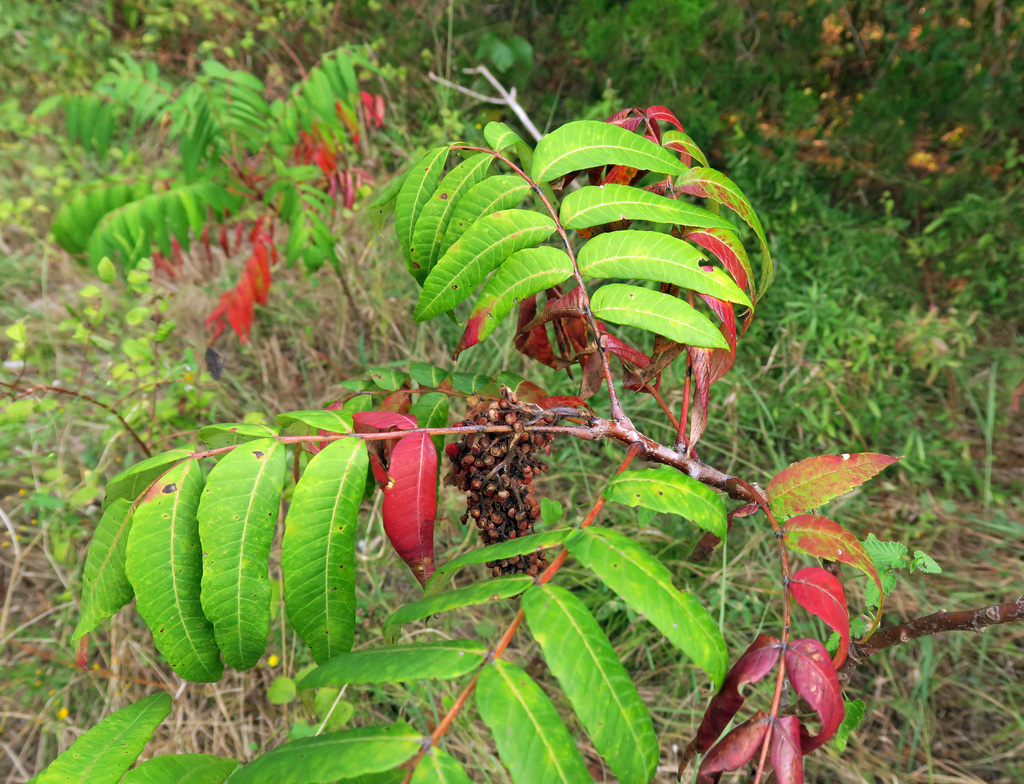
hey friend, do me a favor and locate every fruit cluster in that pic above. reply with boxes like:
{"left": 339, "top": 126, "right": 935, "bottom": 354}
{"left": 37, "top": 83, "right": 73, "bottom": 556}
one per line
{"left": 445, "top": 389, "right": 555, "bottom": 577}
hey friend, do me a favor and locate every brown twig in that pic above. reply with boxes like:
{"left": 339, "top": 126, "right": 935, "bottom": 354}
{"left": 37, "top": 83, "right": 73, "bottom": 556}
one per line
{"left": 1, "top": 381, "right": 152, "bottom": 457}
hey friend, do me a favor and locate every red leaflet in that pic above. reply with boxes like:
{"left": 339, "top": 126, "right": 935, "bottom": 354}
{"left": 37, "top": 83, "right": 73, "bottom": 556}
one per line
{"left": 697, "top": 712, "right": 770, "bottom": 784}
{"left": 359, "top": 90, "right": 386, "bottom": 129}
{"left": 685, "top": 227, "right": 751, "bottom": 295}
{"left": 381, "top": 432, "right": 437, "bottom": 588}
{"left": 76, "top": 635, "right": 89, "bottom": 670}
{"left": 539, "top": 395, "right": 592, "bottom": 412}
{"left": 205, "top": 233, "right": 278, "bottom": 346}
{"left": 696, "top": 292, "right": 737, "bottom": 384}
{"left": 353, "top": 411, "right": 418, "bottom": 489}
{"left": 352, "top": 411, "right": 416, "bottom": 432}
{"left": 378, "top": 391, "right": 412, "bottom": 414}
{"left": 646, "top": 105, "right": 685, "bottom": 133}
{"left": 770, "top": 716, "right": 804, "bottom": 784}
{"left": 784, "top": 638, "right": 844, "bottom": 752}
{"left": 512, "top": 380, "right": 547, "bottom": 405}
{"left": 784, "top": 514, "right": 883, "bottom": 636}
{"left": 789, "top": 567, "right": 850, "bottom": 669}
{"left": 601, "top": 165, "right": 639, "bottom": 187}
{"left": 604, "top": 107, "right": 645, "bottom": 132}
{"left": 601, "top": 332, "right": 650, "bottom": 370}
{"left": 767, "top": 452, "right": 901, "bottom": 518}
{"left": 697, "top": 634, "right": 781, "bottom": 752}
{"left": 514, "top": 296, "right": 559, "bottom": 368}
{"left": 686, "top": 346, "right": 711, "bottom": 450}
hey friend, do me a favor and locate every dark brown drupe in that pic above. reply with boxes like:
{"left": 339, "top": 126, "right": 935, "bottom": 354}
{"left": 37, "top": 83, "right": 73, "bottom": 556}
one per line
{"left": 445, "top": 388, "right": 554, "bottom": 577}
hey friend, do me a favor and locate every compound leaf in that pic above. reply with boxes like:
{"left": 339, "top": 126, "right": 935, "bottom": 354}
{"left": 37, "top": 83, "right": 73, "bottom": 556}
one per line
{"left": 602, "top": 467, "right": 727, "bottom": 537}
{"left": 697, "top": 713, "right": 770, "bottom": 784}
{"left": 298, "top": 640, "right": 486, "bottom": 688}
{"left": 566, "top": 527, "right": 727, "bottom": 686}
{"left": 532, "top": 120, "right": 687, "bottom": 183}
{"left": 282, "top": 438, "right": 367, "bottom": 664}
{"left": 228, "top": 724, "right": 420, "bottom": 784}
{"left": 126, "top": 459, "right": 222, "bottom": 682}
{"left": 476, "top": 661, "right": 591, "bottom": 784}
{"left": 410, "top": 747, "right": 472, "bottom": 784}
{"left": 559, "top": 184, "right": 734, "bottom": 232}
{"left": 198, "top": 438, "right": 286, "bottom": 670}
{"left": 522, "top": 585, "right": 658, "bottom": 784}
{"left": 590, "top": 284, "right": 728, "bottom": 349}
{"left": 415, "top": 209, "right": 556, "bottom": 321}
{"left": 31, "top": 693, "right": 171, "bottom": 784}
{"left": 578, "top": 230, "right": 749, "bottom": 306}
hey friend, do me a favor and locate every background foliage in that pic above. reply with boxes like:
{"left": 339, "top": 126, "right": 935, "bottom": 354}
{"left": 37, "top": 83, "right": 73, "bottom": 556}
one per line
{"left": 1, "top": 1, "right": 1021, "bottom": 782}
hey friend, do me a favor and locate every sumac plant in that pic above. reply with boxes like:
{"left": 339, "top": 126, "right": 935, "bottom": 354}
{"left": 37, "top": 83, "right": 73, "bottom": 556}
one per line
{"left": 41, "top": 107, "right": 1024, "bottom": 784}
{"left": 37, "top": 48, "right": 386, "bottom": 348}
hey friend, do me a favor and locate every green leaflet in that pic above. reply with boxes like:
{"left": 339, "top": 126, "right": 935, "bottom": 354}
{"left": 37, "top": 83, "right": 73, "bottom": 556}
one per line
{"left": 409, "top": 362, "right": 451, "bottom": 388}
{"left": 31, "top": 693, "right": 171, "bottom": 784}
{"left": 410, "top": 747, "right": 473, "bottom": 784}
{"left": 126, "top": 459, "right": 223, "bottom": 682}
{"left": 457, "top": 247, "right": 573, "bottom": 354}
{"left": 578, "top": 230, "right": 750, "bottom": 307}
{"left": 382, "top": 575, "right": 532, "bottom": 643}
{"left": 275, "top": 409, "right": 354, "bottom": 436}
{"left": 369, "top": 169, "right": 410, "bottom": 230}
{"left": 410, "top": 153, "right": 494, "bottom": 283}
{"left": 395, "top": 146, "right": 450, "bottom": 278}
{"left": 439, "top": 175, "right": 533, "bottom": 255}
{"left": 367, "top": 366, "right": 409, "bottom": 391}
{"left": 662, "top": 130, "right": 710, "bottom": 168}
{"left": 298, "top": 640, "right": 486, "bottom": 688}
{"left": 559, "top": 184, "right": 735, "bottom": 232}
{"left": 282, "top": 438, "right": 367, "bottom": 664}
{"left": 72, "top": 498, "right": 135, "bottom": 643}
{"left": 476, "top": 661, "right": 592, "bottom": 784}
{"left": 566, "top": 527, "right": 727, "bottom": 687}
{"left": 423, "top": 530, "right": 571, "bottom": 597}
{"left": 483, "top": 121, "right": 525, "bottom": 152}
{"left": 531, "top": 120, "right": 688, "bottom": 183}
{"left": 675, "top": 167, "right": 773, "bottom": 298}
{"left": 197, "top": 423, "right": 279, "bottom": 448}
{"left": 120, "top": 754, "right": 237, "bottom": 784}
{"left": 602, "top": 467, "right": 727, "bottom": 537}
{"left": 414, "top": 209, "right": 556, "bottom": 321}
{"left": 228, "top": 724, "right": 420, "bottom": 784}
{"left": 103, "top": 448, "right": 192, "bottom": 509}
{"left": 522, "top": 585, "right": 658, "bottom": 784}
{"left": 86, "top": 181, "right": 239, "bottom": 269}
{"left": 590, "top": 284, "right": 728, "bottom": 349}
{"left": 198, "top": 438, "right": 286, "bottom": 670}
{"left": 52, "top": 180, "right": 151, "bottom": 257}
